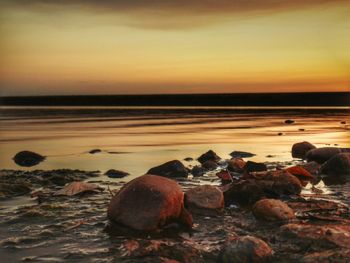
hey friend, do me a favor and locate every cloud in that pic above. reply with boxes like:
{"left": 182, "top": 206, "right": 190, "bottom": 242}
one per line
{"left": 1, "top": 0, "right": 349, "bottom": 30}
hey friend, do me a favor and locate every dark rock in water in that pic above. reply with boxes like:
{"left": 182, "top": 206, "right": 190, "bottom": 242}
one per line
{"left": 104, "top": 169, "right": 129, "bottom": 178}
{"left": 245, "top": 161, "right": 267, "bottom": 173}
{"left": 197, "top": 150, "right": 221, "bottom": 164}
{"left": 227, "top": 158, "right": 246, "bottom": 173}
{"left": 219, "top": 235, "right": 273, "bottom": 263}
{"left": 89, "top": 149, "right": 102, "bottom": 154}
{"left": 253, "top": 199, "right": 295, "bottom": 221}
{"left": 184, "top": 157, "right": 193, "bottom": 162}
{"left": 107, "top": 174, "right": 192, "bottom": 231}
{"left": 299, "top": 161, "right": 320, "bottom": 175}
{"left": 306, "top": 147, "right": 350, "bottom": 163}
{"left": 0, "top": 182, "right": 31, "bottom": 198}
{"left": 202, "top": 160, "right": 218, "bottom": 170}
{"left": 223, "top": 180, "right": 266, "bottom": 206}
{"left": 340, "top": 121, "right": 346, "bottom": 124}
{"left": 285, "top": 119, "right": 295, "bottom": 124}
{"left": 13, "top": 151, "right": 45, "bottom": 167}
{"left": 185, "top": 185, "right": 224, "bottom": 215}
{"left": 216, "top": 170, "right": 233, "bottom": 184}
{"left": 278, "top": 132, "right": 283, "bottom": 136}
{"left": 147, "top": 160, "right": 188, "bottom": 178}
{"left": 272, "top": 171, "right": 302, "bottom": 195}
{"left": 229, "top": 151, "right": 255, "bottom": 158}
{"left": 291, "top": 141, "right": 316, "bottom": 159}
{"left": 299, "top": 128, "right": 305, "bottom": 131}
{"left": 191, "top": 166, "right": 207, "bottom": 177}
{"left": 320, "top": 153, "right": 350, "bottom": 176}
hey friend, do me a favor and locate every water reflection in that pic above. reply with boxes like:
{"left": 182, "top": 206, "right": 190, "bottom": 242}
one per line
{"left": 0, "top": 107, "right": 348, "bottom": 177}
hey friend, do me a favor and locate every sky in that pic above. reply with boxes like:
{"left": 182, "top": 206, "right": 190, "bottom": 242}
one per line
{"left": 0, "top": 0, "right": 349, "bottom": 96}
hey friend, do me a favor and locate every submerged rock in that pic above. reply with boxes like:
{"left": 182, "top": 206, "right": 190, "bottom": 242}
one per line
{"left": 89, "top": 149, "right": 102, "bottom": 154}
{"left": 285, "top": 119, "right": 295, "bottom": 124}
{"left": 107, "top": 175, "right": 192, "bottom": 232}
{"left": 244, "top": 161, "right": 267, "bottom": 173}
{"left": 105, "top": 169, "right": 129, "bottom": 178}
{"left": 202, "top": 160, "right": 218, "bottom": 170}
{"left": 227, "top": 158, "right": 246, "bottom": 173}
{"left": 229, "top": 151, "right": 255, "bottom": 158}
{"left": 291, "top": 141, "right": 316, "bottom": 159}
{"left": 320, "top": 153, "right": 350, "bottom": 176}
{"left": 302, "top": 249, "right": 350, "bottom": 263}
{"left": 190, "top": 166, "right": 207, "bottom": 177}
{"left": 219, "top": 236, "right": 273, "bottom": 263}
{"left": 281, "top": 223, "right": 350, "bottom": 248}
{"left": 54, "top": 181, "right": 102, "bottom": 196}
{"left": 306, "top": 147, "right": 350, "bottom": 164}
{"left": 147, "top": 160, "right": 188, "bottom": 178}
{"left": 0, "top": 182, "right": 31, "bottom": 198}
{"left": 13, "top": 151, "right": 45, "bottom": 167}
{"left": 197, "top": 150, "right": 221, "bottom": 164}
{"left": 253, "top": 199, "right": 295, "bottom": 221}
{"left": 185, "top": 185, "right": 224, "bottom": 214}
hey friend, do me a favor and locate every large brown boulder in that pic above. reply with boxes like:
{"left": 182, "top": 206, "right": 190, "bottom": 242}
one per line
{"left": 306, "top": 147, "right": 350, "bottom": 164}
{"left": 253, "top": 199, "right": 295, "bottom": 221}
{"left": 147, "top": 160, "right": 188, "bottom": 178}
{"left": 320, "top": 153, "right": 350, "bottom": 176}
{"left": 107, "top": 175, "right": 192, "bottom": 231}
{"left": 291, "top": 141, "right": 316, "bottom": 159}
{"left": 185, "top": 185, "right": 224, "bottom": 214}
{"left": 219, "top": 236, "right": 273, "bottom": 263}
{"left": 272, "top": 171, "right": 302, "bottom": 195}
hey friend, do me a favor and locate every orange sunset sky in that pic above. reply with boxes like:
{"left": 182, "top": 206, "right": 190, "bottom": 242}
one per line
{"left": 0, "top": 0, "right": 349, "bottom": 96}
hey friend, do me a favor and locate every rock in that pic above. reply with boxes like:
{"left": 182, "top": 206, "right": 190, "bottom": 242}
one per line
{"left": 89, "top": 149, "right": 102, "bottom": 154}
{"left": 54, "top": 182, "right": 102, "bottom": 196}
{"left": 223, "top": 180, "right": 267, "bottom": 206}
{"left": 278, "top": 133, "right": 283, "bottom": 136}
{"left": 202, "top": 160, "right": 218, "bottom": 170}
{"left": 252, "top": 199, "right": 295, "bottom": 221}
{"left": 285, "top": 119, "right": 295, "bottom": 124}
{"left": 197, "top": 150, "right": 221, "bottom": 164}
{"left": 245, "top": 161, "right": 267, "bottom": 173}
{"left": 227, "top": 158, "right": 246, "bottom": 173}
{"left": 216, "top": 170, "right": 233, "bottom": 184}
{"left": 306, "top": 147, "right": 350, "bottom": 164}
{"left": 184, "top": 157, "right": 193, "bottom": 162}
{"left": 299, "top": 128, "right": 305, "bottom": 131}
{"left": 299, "top": 161, "right": 320, "bottom": 175}
{"left": 272, "top": 171, "right": 302, "bottom": 195}
{"left": 229, "top": 151, "right": 255, "bottom": 158}
{"left": 291, "top": 141, "right": 316, "bottom": 159}
{"left": 219, "top": 235, "right": 273, "bottom": 263}
{"left": 340, "top": 121, "right": 346, "bottom": 124}
{"left": 185, "top": 185, "right": 224, "bottom": 214}
{"left": 302, "top": 249, "right": 350, "bottom": 263}
{"left": 190, "top": 166, "right": 207, "bottom": 177}
{"left": 107, "top": 175, "right": 192, "bottom": 231}
{"left": 281, "top": 223, "right": 350, "bottom": 248}
{"left": 13, "top": 151, "right": 45, "bottom": 167}
{"left": 285, "top": 166, "right": 313, "bottom": 184}
{"left": 147, "top": 160, "right": 188, "bottom": 178}
{"left": 0, "top": 182, "right": 31, "bottom": 198}
{"left": 105, "top": 169, "right": 129, "bottom": 178}
{"left": 320, "top": 153, "right": 350, "bottom": 176}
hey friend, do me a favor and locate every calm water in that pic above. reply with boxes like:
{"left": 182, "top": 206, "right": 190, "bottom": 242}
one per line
{"left": 0, "top": 107, "right": 349, "bottom": 177}
{"left": 0, "top": 106, "right": 349, "bottom": 262}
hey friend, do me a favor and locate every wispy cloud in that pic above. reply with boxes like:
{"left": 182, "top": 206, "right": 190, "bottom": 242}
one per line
{"left": 1, "top": 0, "right": 348, "bottom": 29}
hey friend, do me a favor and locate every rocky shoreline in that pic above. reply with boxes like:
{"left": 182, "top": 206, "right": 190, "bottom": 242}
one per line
{"left": 0, "top": 143, "right": 350, "bottom": 262}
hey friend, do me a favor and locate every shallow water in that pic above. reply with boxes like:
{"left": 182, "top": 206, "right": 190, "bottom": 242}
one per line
{"left": 0, "top": 107, "right": 349, "bottom": 177}
{"left": 0, "top": 107, "right": 349, "bottom": 262}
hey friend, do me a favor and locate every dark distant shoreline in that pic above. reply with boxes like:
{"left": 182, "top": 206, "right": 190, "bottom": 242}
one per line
{"left": 0, "top": 92, "right": 349, "bottom": 106}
